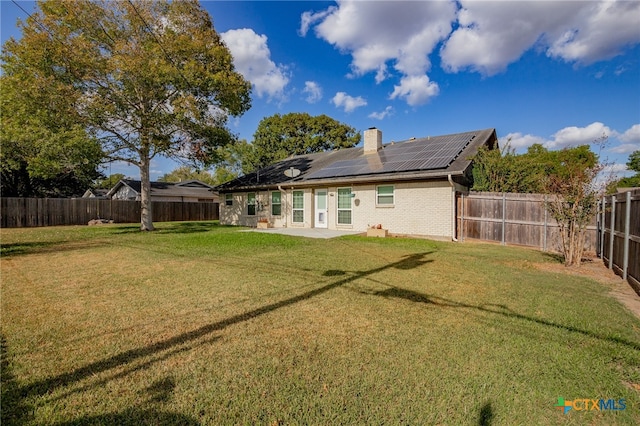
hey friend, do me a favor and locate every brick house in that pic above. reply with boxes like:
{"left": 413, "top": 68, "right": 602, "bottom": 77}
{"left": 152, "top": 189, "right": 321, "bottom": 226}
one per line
{"left": 216, "top": 128, "right": 497, "bottom": 239}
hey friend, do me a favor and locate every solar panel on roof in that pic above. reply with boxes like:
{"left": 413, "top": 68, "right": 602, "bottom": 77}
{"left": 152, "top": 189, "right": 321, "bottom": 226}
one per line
{"left": 306, "top": 131, "right": 478, "bottom": 180}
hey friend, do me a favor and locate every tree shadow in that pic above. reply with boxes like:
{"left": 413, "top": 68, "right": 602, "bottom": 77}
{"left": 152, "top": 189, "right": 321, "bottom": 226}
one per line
{"left": 143, "top": 377, "right": 176, "bottom": 404}
{"left": 155, "top": 222, "right": 217, "bottom": 234}
{"left": 478, "top": 402, "right": 494, "bottom": 426}
{"left": 15, "top": 251, "right": 435, "bottom": 404}
{"left": 542, "top": 252, "right": 564, "bottom": 264}
{"left": 367, "top": 285, "right": 640, "bottom": 351}
{"left": 1, "top": 335, "right": 34, "bottom": 425}
{"left": 1, "top": 241, "right": 67, "bottom": 258}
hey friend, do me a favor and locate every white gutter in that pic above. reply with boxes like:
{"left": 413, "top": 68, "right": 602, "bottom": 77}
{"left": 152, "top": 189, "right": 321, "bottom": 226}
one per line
{"left": 447, "top": 174, "right": 458, "bottom": 242}
{"left": 278, "top": 185, "right": 287, "bottom": 227}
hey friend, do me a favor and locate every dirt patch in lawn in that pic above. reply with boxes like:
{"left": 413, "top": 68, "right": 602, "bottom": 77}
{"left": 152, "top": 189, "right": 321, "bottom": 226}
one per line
{"left": 536, "top": 258, "right": 640, "bottom": 320}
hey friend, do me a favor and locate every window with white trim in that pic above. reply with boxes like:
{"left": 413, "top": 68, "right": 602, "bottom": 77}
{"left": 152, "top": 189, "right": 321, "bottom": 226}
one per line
{"left": 292, "top": 190, "right": 304, "bottom": 223}
{"left": 271, "top": 191, "right": 281, "bottom": 216}
{"left": 337, "top": 187, "right": 352, "bottom": 225}
{"left": 377, "top": 185, "right": 394, "bottom": 205}
{"left": 247, "top": 192, "right": 256, "bottom": 215}
{"left": 225, "top": 193, "right": 233, "bottom": 206}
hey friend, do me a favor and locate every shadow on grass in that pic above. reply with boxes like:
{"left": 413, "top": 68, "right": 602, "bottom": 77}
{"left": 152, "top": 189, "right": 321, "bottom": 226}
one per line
{"left": 155, "top": 222, "right": 220, "bottom": 234}
{"left": 478, "top": 402, "right": 494, "bottom": 426}
{"left": 0, "top": 241, "right": 67, "bottom": 258}
{"left": 1, "top": 335, "right": 33, "bottom": 425}
{"left": 53, "top": 408, "right": 200, "bottom": 426}
{"left": 15, "top": 252, "right": 435, "bottom": 407}
{"left": 370, "top": 285, "right": 640, "bottom": 351}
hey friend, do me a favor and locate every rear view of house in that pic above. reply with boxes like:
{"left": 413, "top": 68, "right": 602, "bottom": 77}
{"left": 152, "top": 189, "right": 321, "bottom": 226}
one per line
{"left": 217, "top": 128, "right": 497, "bottom": 239}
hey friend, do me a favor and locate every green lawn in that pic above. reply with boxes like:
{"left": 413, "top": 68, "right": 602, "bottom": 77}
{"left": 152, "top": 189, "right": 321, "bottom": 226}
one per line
{"left": 1, "top": 222, "right": 639, "bottom": 425}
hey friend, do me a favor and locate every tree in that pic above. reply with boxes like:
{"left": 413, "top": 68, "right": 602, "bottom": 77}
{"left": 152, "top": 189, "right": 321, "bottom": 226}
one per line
{"left": 607, "top": 150, "right": 640, "bottom": 192}
{"left": 628, "top": 150, "right": 640, "bottom": 173}
{"left": 95, "top": 173, "right": 126, "bottom": 189}
{"left": 158, "top": 166, "right": 217, "bottom": 186}
{"left": 0, "top": 61, "right": 103, "bottom": 197}
{"left": 543, "top": 147, "right": 600, "bottom": 267}
{"left": 2, "top": 0, "right": 251, "bottom": 230}
{"left": 472, "top": 143, "right": 601, "bottom": 266}
{"left": 246, "top": 113, "right": 360, "bottom": 171}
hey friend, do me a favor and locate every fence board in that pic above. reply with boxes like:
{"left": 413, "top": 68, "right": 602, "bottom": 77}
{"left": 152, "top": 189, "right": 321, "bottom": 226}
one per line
{"left": 1, "top": 198, "right": 219, "bottom": 228}
{"left": 600, "top": 189, "right": 640, "bottom": 295}
{"left": 457, "top": 191, "right": 597, "bottom": 253}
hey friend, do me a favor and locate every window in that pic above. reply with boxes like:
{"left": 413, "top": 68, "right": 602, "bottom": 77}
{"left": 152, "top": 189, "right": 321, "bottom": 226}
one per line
{"left": 292, "top": 190, "right": 304, "bottom": 223}
{"left": 337, "top": 187, "right": 352, "bottom": 225}
{"left": 271, "top": 191, "right": 281, "bottom": 216}
{"left": 225, "top": 193, "right": 233, "bottom": 206}
{"left": 377, "top": 185, "right": 394, "bottom": 205}
{"left": 247, "top": 192, "right": 256, "bottom": 215}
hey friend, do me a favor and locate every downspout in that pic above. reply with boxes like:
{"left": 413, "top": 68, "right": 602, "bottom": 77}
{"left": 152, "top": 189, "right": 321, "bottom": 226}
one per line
{"left": 447, "top": 174, "right": 458, "bottom": 242}
{"left": 278, "top": 185, "right": 287, "bottom": 227}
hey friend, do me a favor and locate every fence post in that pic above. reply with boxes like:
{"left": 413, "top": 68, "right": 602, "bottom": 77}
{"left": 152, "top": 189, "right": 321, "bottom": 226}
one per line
{"left": 623, "top": 191, "right": 631, "bottom": 280}
{"left": 501, "top": 192, "right": 506, "bottom": 245}
{"left": 599, "top": 196, "right": 605, "bottom": 259}
{"left": 461, "top": 192, "right": 465, "bottom": 242}
{"left": 609, "top": 194, "right": 616, "bottom": 270}
{"left": 543, "top": 195, "right": 548, "bottom": 252}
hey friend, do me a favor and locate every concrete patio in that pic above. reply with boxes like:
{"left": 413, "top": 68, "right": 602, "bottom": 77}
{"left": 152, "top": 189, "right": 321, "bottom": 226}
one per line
{"left": 243, "top": 227, "right": 362, "bottom": 239}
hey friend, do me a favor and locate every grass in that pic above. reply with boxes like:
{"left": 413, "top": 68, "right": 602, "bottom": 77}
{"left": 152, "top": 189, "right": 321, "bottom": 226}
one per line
{"left": 1, "top": 222, "right": 639, "bottom": 425}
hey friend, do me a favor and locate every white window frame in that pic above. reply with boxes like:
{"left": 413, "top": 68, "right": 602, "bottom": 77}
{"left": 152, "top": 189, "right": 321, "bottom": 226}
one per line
{"left": 376, "top": 185, "right": 394, "bottom": 206}
{"left": 292, "top": 190, "right": 304, "bottom": 223}
{"left": 225, "top": 193, "right": 233, "bottom": 206}
{"left": 247, "top": 192, "right": 256, "bottom": 216}
{"left": 271, "top": 191, "right": 282, "bottom": 216}
{"left": 337, "top": 187, "right": 352, "bottom": 225}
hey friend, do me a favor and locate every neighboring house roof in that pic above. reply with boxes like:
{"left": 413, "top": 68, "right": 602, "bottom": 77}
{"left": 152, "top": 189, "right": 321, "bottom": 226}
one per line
{"left": 217, "top": 128, "right": 497, "bottom": 191}
{"left": 82, "top": 188, "right": 109, "bottom": 198}
{"left": 106, "top": 179, "right": 217, "bottom": 199}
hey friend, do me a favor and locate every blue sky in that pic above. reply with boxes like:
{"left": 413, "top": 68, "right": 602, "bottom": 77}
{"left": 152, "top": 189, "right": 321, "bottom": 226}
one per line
{"left": 2, "top": 0, "right": 639, "bottom": 181}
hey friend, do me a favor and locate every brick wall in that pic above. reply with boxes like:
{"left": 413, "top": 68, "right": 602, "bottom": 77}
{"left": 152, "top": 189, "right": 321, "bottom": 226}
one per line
{"left": 220, "top": 179, "right": 457, "bottom": 238}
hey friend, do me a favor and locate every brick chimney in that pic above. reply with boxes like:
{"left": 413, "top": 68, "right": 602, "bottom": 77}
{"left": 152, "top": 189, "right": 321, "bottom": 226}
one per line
{"left": 364, "top": 127, "right": 382, "bottom": 154}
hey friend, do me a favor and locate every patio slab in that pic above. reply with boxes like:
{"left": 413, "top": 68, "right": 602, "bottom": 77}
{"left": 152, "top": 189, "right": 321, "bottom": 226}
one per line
{"left": 243, "top": 227, "right": 362, "bottom": 239}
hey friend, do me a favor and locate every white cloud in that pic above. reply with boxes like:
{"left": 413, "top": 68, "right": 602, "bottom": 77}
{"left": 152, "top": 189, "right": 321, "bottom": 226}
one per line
{"left": 332, "top": 92, "right": 367, "bottom": 113}
{"left": 548, "top": 122, "right": 612, "bottom": 149}
{"left": 302, "top": 81, "right": 322, "bottom": 103}
{"left": 501, "top": 122, "right": 617, "bottom": 151}
{"left": 500, "top": 133, "right": 547, "bottom": 150}
{"left": 220, "top": 28, "right": 290, "bottom": 100}
{"left": 610, "top": 143, "right": 640, "bottom": 154}
{"left": 368, "top": 106, "right": 393, "bottom": 120}
{"left": 619, "top": 124, "right": 640, "bottom": 144}
{"left": 441, "top": 0, "right": 640, "bottom": 75}
{"left": 304, "top": 1, "right": 640, "bottom": 104}
{"left": 303, "top": 0, "right": 456, "bottom": 106}
{"left": 389, "top": 75, "right": 439, "bottom": 106}
{"left": 299, "top": 7, "right": 336, "bottom": 37}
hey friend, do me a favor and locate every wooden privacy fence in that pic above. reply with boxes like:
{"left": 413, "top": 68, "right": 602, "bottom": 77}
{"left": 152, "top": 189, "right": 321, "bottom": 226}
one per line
{"left": 0, "top": 198, "right": 219, "bottom": 228}
{"left": 456, "top": 192, "right": 597, "bottom": 253}
{"left": 599, "top": 189, "right": 640, "bottom": 294}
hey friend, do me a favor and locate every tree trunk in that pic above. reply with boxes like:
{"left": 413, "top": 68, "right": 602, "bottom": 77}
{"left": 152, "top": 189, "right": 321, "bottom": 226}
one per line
{"left": 139, "top": 148, "right": 154, "bottom": 231}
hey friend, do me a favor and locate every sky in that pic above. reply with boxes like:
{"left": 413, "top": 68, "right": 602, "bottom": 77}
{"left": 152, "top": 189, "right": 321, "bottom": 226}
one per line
{"left": 2, "top": 0, "right": 639, "bottom": 181}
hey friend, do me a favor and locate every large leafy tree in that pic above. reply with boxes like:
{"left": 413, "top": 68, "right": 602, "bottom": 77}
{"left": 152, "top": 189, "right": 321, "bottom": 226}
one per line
{"left": 246, "top": 113, "right": 360, "bottom": 171}
{"left": 0, "top": 60, "right": 103, "bottom": 197}
{"left": 2, "top": 0, "right": 251, "bottom": 230}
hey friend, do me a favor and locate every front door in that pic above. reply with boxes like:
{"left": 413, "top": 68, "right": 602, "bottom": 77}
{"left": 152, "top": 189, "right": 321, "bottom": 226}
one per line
{"left": 315, "top": 189, "right": 328, "bottom": 228}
